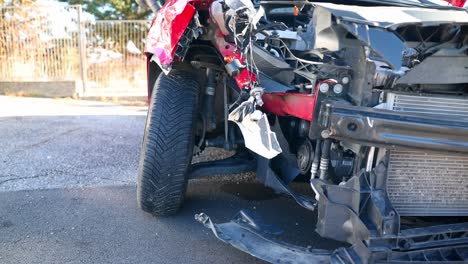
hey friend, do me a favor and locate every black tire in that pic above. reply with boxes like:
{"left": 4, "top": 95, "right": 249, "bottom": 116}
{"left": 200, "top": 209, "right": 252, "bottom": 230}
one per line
{"left": 137, "top": 69, "right": 199, "bottom": 216}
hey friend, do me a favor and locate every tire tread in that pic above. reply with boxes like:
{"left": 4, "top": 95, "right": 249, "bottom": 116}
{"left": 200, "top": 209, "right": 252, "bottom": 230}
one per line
{"left": 137, "top": 69, "right": 199, "bottom": 216}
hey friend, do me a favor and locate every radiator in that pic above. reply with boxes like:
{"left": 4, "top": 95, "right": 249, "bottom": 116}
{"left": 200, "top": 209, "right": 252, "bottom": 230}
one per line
{"left": 385, "top": 93, "right": 468, "bottom": 216}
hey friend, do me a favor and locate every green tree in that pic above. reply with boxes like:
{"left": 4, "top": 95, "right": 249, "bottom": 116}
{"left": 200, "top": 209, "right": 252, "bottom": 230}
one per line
{"left": 60, "top": 0, "right": 151, "bottom": 20}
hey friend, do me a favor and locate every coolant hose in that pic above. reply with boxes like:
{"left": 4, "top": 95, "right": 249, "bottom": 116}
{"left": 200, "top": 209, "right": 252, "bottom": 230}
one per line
{"left": 319, "top": 139, "right": 331, "bottom": 180}
{"left": 311, "top": 139, "right": 321, "bottom": 178}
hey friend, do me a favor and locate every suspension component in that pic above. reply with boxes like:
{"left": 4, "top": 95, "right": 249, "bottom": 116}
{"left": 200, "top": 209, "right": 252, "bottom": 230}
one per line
{"left": 204, "top": 68, "right": 217, "bottom": 131}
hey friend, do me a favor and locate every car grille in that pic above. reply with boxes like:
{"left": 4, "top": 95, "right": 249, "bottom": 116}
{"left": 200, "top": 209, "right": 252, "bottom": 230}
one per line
{"left": 386, "top": 93, "right": 468, "bottom": 216}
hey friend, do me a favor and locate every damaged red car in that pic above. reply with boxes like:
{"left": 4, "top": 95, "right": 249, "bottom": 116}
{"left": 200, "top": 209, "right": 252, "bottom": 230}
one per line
{"left": 136, "top": 0, "right": 468, "bottom": 263}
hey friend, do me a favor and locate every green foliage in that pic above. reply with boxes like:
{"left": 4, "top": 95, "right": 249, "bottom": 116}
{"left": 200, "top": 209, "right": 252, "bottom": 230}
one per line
{"left": 60, "top": 0, "right": 152, "bottom": 20}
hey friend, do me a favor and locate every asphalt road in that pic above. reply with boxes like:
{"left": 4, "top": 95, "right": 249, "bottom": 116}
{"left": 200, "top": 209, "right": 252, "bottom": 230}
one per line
{"left": 0, "top": 96, "right": 147, "bottom": 191}
{"left": 0, "top": 96, "right": 341, "bottom": 263}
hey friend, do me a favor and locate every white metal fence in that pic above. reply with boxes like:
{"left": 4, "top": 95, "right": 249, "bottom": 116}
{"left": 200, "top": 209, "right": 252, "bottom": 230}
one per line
{"left": 0, "top": 5, "right": 149, "bottom": 95}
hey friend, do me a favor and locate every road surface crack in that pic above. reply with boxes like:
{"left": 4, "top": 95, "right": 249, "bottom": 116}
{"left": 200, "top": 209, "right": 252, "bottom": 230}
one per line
{"left": 0, "top": 175, "right": 41, "bottom": 186}
{"left": 12, "top": 128, "right": 80, "bottom": 154}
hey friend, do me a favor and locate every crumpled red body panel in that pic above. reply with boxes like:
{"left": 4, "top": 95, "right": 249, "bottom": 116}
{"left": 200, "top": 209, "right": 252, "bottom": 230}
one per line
{"left": 443, "top": 0, "right": 466, "bottom": 7}
{"left": 145, "top": 0, "right": 196, "bottom": 68}
{"left": 262, "top": 93, "right": 318, "bottom": 121}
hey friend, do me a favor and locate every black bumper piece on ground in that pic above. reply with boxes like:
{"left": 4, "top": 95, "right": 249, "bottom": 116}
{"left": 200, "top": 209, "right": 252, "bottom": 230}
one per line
{"left": 196, "top": 210, "right": 468, "bottom": 263}
{"left": 195, "top": 210, "right": 332, "bottom": 264}
{"left": 319, "top": 102, "right": 468, "bottom": 153}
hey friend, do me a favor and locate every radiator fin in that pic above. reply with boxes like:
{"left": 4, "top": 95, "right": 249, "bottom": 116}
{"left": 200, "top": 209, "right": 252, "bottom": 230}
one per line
{"left": 387, "top": 150, "right": 468, "bottom": 216}
{"left": 392, "top": 94, "right": 468, "bottom": 120}
{"left": 386, "top": 93, "right": 468, "bottom": 216}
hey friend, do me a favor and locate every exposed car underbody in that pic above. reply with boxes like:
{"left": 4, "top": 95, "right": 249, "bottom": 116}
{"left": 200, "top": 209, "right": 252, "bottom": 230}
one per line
{"left": 141, "top": 0, "right": 468, "bottom": 262}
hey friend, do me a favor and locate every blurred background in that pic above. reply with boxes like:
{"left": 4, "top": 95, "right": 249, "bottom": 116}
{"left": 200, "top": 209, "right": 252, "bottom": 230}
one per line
{"left": 0, "top": 0, "right": 153, "bottom": 99}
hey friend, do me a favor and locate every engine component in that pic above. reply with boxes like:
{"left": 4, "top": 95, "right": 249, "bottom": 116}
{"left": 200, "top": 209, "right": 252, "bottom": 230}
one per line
{"left": 341, "top": 75, "right": 350, "bottom": 85}
{"left": 332, "top": 84, "right": 343, "bottom": 94}
{"left": 297, "top": 140, "right": 314, "bottom": 175}
{"left": 385, "top": 93, "right": 468, "bottom": 216}
{"left": 255, "top": 29, "right": 307, "bottom": 51}
{"left": 401, "top": 47, "right": 419, "bottom": 68}
{"left": 297, "top": 120, "right": 309, "bottom": 138}
{"left": 329, "top": 144, "right": 354, "bottom": 182}
{"left": 319, "top": 83, "right": 329, "bottom": 93}
{"left": 317, "top": 79, "right": 342, "bottom": 96}
{"left": 250, "top": 86, "right": 264, "bottom": 106}
{"left": 373, "top": 65, "right": 407, "bottom": 89}
{"left": 248, "top": 44, "right": 294, "bottom": 85}
{"left": 225, "top": 59, "right": 245, "bottom": 77}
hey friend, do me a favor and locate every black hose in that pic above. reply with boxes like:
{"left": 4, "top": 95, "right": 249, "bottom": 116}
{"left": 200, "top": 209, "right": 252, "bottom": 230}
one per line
{"left": 228, "top": 88, "right": 250, "bottom": 112}
{"left": 311, "top": 139, "right": 321, "bottom": 179}
{"left": 319, "top": 139, "right": 331, "bottom": 181}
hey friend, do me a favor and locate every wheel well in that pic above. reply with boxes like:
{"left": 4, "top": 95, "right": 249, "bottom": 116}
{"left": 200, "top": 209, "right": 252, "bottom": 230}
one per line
{"left": 147, "top": 42, "right": 223, "bottom": 101}
{"left": 185, "top": 41, "right": 224, "bottom": 66}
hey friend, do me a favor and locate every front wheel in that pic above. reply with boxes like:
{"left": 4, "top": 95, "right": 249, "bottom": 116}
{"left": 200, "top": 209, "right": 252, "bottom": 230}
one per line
{"left": 137, "top": 69, "right": 199, "bottom": 216}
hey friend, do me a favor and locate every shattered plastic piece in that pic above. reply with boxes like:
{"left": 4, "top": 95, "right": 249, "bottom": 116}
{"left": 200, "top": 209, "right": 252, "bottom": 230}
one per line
{"left": 249, "top": 110, "right": 263, "bottom": 121}
{"left": 229, "top": 101, "right": 282, "bottom": 159}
